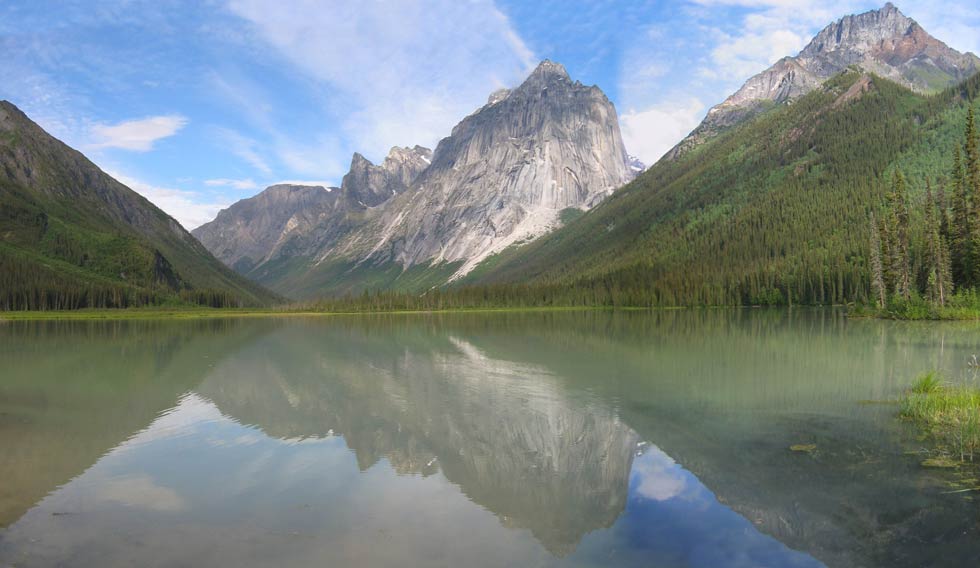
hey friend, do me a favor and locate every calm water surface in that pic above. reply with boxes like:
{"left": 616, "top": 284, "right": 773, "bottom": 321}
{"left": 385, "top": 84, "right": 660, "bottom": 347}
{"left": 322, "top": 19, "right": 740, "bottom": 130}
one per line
{"left": 2, "top": 309, "right": 980, "bottom": 567}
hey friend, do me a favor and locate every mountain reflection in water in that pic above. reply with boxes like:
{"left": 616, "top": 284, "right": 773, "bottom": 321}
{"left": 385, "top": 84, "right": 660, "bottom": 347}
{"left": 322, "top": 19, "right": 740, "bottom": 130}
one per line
{"left": 2, "top": 310, "right": 980, "bottom": 567}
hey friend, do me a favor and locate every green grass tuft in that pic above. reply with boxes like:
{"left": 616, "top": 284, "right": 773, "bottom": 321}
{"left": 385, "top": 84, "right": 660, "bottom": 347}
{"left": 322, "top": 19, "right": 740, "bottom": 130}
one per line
{"left": 901, "top": 372, "right": 980, "bottom": 463}
{"left": 911, "top": 371, "right": 944, "bottom": 394}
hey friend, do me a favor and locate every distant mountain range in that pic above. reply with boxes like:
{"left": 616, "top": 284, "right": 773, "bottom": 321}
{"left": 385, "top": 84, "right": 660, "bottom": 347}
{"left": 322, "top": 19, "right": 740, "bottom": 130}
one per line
{"left": 4, "top": 3, "right": 977, "bottom": 308}
{"left": 193, "top": 60, "right": 638, "bottom": 299}
{"left": 190, "top": 3, "right": 980, "bottom": 305}
{"left": 0, "top": 101, "right": 277, "bottom": 309}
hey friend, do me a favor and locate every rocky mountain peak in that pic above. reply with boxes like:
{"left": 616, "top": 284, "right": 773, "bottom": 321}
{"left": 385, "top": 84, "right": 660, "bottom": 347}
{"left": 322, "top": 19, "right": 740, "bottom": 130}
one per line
{"left": 340, "top": 145, "right": 432, "bottom": 207}
{"left": 799, "top": 3, "right": 916, "bottom": 64}
{"left": 518, "top": 60, "right": 573, "bottom": 91}
{"left": 355, "top": 58, "right": 634, "bottom": 277}
{"left": 487, "top": 88, "right": 511, "bottom": 106}
{"left": 669, "top": 3, "right": 980, "bottom": 159}
{"left": 252, "top": 183, "right": 333, "bottom": 206}
{"left": 194, "top": 59, "right": 638, "bottom": 297}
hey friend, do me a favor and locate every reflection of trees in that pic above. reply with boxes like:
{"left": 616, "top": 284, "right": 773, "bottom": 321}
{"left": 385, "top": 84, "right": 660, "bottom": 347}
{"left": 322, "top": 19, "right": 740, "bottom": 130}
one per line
{"left": 197, "top": 325, "right": 638, "bottom": 555}
{"left": 397, "top": 309, "right": 980, "bottom": 568}
{"left": 194, "top": 311, "right": 980, "bottom": 567}
{"left": 7, "top": 310, "right": 980, "bottom": 565}
{"left": 0, "top": 318, "right": 276, "bottom": 527}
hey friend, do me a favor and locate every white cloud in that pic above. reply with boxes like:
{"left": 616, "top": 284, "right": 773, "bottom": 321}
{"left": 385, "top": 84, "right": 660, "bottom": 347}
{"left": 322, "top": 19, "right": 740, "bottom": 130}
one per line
{"left": 703, "top": 27, "right": 808, "bottom": 82}
{"left": 107, "top": 170, "right": 231, "bottom": 230}
{"left": 90, "top": 115, "right": 188, "bottom": 151}
{"left": 620, "top": 98, "right": 707, "bottom": 165}
{"left": 212, "top": 127, "right": 273, "bottom": 176}
{"left": 94, "top": 474, "right": 186, "bottom": 512}
{"left": 205, "top": 178, "right": 259, "bottom": 190}
{"left": 225, "top": 0, "right": 535, "bottom": 162}
{"left": 633, "top": 446, "right": 691, "bottom": 502}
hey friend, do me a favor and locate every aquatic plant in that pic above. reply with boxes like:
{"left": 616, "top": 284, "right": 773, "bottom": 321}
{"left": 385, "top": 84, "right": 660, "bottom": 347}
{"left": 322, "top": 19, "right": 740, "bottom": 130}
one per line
{"left": 901, "top": 372, "right": 980, "bottom": 463}
{"left": 910, "top": 371, "right": 944, "bottom": 394}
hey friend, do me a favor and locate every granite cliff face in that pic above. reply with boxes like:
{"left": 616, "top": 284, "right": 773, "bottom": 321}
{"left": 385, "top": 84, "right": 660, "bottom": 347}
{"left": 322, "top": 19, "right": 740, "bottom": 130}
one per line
{"left": 671, "top": 3, "right": 980, "bottom": 156}
{"left": 192, "top": 184, "right": 338, "bottom": 274}
{"left": 196, "top": 60, "right": 636, "bottom": 297}
{"left": 341, "top": 60, "right": 635, "bottom": 278}
{"left": 341, "top": 145, "right": 432, "bottom": 207}
{"left": 192, "top": 145, "right": 432, "bottom": 280}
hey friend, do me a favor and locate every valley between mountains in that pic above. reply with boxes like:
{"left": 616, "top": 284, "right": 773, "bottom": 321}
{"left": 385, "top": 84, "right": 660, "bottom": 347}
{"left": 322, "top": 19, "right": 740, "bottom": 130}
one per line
{"left": 4, "top": 3, "right": 980, "bottom": 310}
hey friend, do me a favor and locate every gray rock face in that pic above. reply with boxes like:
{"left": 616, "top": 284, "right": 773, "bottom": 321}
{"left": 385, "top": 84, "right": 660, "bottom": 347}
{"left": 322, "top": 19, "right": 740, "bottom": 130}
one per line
{"left": 341, "top": 60, "right": 635, "bottom": 277}
{"left": 192, "top": 145, "right": 432, "bottom": 276}
{"left": 192, "top": 184, "right": 338, "bottom": 274}
{"left": 671, "top": 3, "right": 980, "bottom": 157}
{"left": 341, "top": 146, "right": 432, "bottom": 207}
{"left": 196, "top": 59, "right": 636, "bottom": 295}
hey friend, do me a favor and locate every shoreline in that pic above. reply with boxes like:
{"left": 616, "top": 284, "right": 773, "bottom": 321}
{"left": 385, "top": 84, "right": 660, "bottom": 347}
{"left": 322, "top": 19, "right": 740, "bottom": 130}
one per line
{"left": 0, "top": 304, "right": 822, "bottom": 321}
{"left": 7, "top": 303, "right": 978, "bottom": 321}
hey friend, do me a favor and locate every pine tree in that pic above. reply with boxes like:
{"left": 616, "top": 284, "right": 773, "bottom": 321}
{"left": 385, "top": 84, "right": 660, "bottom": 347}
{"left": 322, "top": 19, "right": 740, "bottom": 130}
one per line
{"left": 884, "top": 171, "right": 912, "bottom": 300}
{"left": 869, "top": 211, "right": 886, "bottom": 308}
{"left": 924, "top": 181, "right": 953, "bottom": 305}
{"left": 969, "top": 106, "right": 980, "bottom": 285}
{"left": 951, "top": 146, "right": 971, "bottom": 286}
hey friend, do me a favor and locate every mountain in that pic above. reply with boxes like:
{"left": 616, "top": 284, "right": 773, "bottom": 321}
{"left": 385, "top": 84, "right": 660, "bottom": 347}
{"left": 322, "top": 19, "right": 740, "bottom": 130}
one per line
{"left": 671, "top": 3, "right": 980, "bottom": 156}
{"left": 192, "top": 183, "right": 339, "bottom": 275}
{"left": 342, "top": 145, "right": 432, "bottom": 206}
{"left": 345, "top": 60, "right": 634, "bottom": 278}
{"left": 193, "top": 145, "right": 433, "bottom": 293}
{"left": 0, "top": 101, "right": 278, "bottom": 309}
{"left": 465, "top": 65, "right": 980, "bottom": 306}
{"left": 195, "top": 60, "right": 636, "bottom": 299}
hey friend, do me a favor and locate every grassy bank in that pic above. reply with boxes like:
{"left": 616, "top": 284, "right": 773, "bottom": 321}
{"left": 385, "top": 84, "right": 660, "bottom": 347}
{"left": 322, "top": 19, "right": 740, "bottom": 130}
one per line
{"left": 901, "top": 372, "right": 980, "bottom": 464}
{"left": 849, "top": 290, "right": 980, "bottom": 320}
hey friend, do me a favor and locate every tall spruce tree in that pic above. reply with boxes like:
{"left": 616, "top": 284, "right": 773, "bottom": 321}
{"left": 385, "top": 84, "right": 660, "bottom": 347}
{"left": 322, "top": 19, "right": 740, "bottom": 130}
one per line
{"left": 885, "top": 172, "right": 912, "bottom": 300}
{"left": 968, "top": 106, "right": 980, "bottom": 285}
{"left": 951, "top": 146, "right": 971, "bottom": 286}
{"left": 924, "top": 181, "right": 953, "bottom": 305}
{"left": 869, "top": 211, "right": 886, "bottom": 308}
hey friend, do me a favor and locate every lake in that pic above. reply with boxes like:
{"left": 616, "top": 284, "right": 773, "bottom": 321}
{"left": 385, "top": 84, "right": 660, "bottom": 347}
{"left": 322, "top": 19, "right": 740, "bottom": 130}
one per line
{"left": 2, "top": 309, "right": 980, "bottom": 567}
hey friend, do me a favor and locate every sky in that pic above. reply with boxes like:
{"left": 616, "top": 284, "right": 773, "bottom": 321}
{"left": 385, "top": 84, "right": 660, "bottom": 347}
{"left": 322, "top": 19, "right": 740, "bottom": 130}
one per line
{"left": 2, "top": 0, "right": 980, "bottom": 229}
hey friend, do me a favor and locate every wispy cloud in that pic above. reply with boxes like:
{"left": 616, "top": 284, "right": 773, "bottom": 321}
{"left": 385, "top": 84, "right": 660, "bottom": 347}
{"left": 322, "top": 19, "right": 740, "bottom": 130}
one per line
{"left": 211, "top": 127, "right": 273, "bottom": 176}
{"left": 108, "top": 170, "right": 231, "bottom": 230}
{"left": 205, "top": 178, "right": 259, "bottom": 190}
{"left": 620, "top": 98, "right": 706, "bottom": 164}
{"left": 225, "top": 0, "right": 536, "bottom": 161}
{"left": 90, "top": 115, "right": 188, "bottom": 151}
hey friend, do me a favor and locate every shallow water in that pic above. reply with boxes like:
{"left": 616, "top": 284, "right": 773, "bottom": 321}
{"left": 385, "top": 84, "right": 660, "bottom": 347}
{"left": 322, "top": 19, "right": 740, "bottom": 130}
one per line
{"left": 1, "top": 309, "right": 980, "bottom": 567}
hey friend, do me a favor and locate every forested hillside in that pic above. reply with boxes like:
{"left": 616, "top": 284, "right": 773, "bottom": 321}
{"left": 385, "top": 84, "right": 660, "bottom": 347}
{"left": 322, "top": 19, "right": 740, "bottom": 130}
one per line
{"left": 0, "top": 101, "right": 279, "bottom": 310}
{"left": 459, "top": 71, "right": 980, "bottom": 307}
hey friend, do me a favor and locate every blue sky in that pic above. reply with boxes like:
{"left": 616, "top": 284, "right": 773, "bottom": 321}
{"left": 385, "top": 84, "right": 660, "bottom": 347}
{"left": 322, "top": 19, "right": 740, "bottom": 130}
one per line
{"left": 2, "top": 0, "right": 979, "bottom": 229}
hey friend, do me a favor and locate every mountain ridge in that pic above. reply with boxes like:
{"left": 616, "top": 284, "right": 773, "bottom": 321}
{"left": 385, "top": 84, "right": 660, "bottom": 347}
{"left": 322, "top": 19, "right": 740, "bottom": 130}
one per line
{"left": 0, "top": 100, "right": 279, "bottom": 309}
{"left": 195, "top": 59, "right": 637, "bottom": 299}
{"left": 669, "top": 2, "right": 980, "bottom": 157}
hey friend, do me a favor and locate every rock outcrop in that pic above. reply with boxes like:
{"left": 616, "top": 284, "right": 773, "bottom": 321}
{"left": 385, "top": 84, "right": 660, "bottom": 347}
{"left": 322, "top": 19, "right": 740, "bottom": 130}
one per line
{"left": 342, "top": 60, "right": 635, "bottom": 278}
{"left": 192, "top": 145, "right": 432, "bottom": 278}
